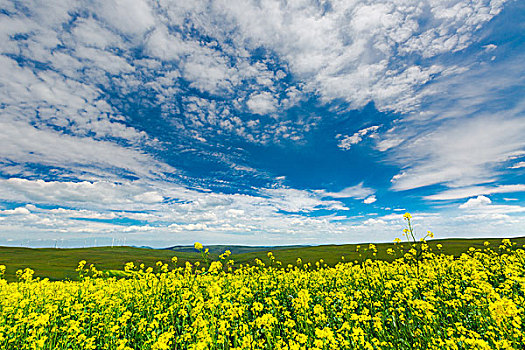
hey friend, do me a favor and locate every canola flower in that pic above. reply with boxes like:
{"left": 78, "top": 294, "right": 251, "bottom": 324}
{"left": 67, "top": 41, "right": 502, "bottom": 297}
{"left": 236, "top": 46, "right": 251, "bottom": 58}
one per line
{"left": 0, "top": 218, "right": 524, "bottom": 349}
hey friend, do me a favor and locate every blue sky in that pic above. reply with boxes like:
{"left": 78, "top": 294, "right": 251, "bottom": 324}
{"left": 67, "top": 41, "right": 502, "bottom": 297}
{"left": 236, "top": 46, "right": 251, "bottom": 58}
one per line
{"left": 0, "top": 0, "right": 524, "bottom": 247}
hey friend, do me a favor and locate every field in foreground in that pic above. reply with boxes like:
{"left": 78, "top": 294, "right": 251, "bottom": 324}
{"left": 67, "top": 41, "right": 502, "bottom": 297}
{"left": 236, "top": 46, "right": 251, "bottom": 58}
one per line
{"left": 1, "top": 236, "right": 525, "bottom": 282}
{"left": 0, "top": 238, "right": 524, "bottom": 349}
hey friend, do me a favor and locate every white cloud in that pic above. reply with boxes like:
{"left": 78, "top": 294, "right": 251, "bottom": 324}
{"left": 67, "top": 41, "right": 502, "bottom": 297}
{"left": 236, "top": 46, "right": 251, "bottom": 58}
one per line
{"left": 263, "top": 187, "right": 346, "bottom": 213}
{"left": 94, "top": 0, "right": 155, "bottom": 37}
{"left": 458, "top": 196, "right": 525, "bottom": 215}
{"left": 74, "top": 47, "right": 134, "bottom": 75}
{"left": 459, "top": 195, "right": 491, "bottom": 209}
{"left": 0, "top": 52, "right": 148, "bottom": 144}
{"left": 0, "top": 0, "right": 514, "bottom": 154}
{"left": 246, "top": 92, "right": 278, "bottom": 115}
{"left": 338, "top": 133, "right": 364, "bottom": 150}
{"left": 0, "top": 119, "right": 174, "bottom": 180}
{"left": 358, "top": 209, "right": 525, "bottom": 242}
{"left": 122, "top": 225, "right": 156, "bottom": 233}
{"left": 509, "top": 161, "right": 525, "bottom": 169}
{"left": 384, "top": 49, "right": 525, "bottom": 193}
{"left": 2, "top": 0, "right": 511, "bottom": 113}
{"left": 483, "top": 44, "right": 497, "bottom": 52}
{"left": 1, "top": 207, "right": 31, "bottom": 215}
{"left": 389, "top": 115, "right": 525, "bottom": 191}
{"left": 322, "top": 182, "right": 375, "bottom": 200}
{"left": 425, "top": 184, "right": 525, "bottom": 201}
{"left": 133, "top": 192, "right": 164, "bottom": 204}
{"left": 376, "top": 138, "right": 404, "bottom": 152}
{"left": 172, "top": 223, "right": 209, "bottom": 231}
{"left": 47, "top": 208, "right": 117, "bottom": 220}
{"left": 363, "top": 218, "right": 386, "bottom": 226}
{"left": 0, "top": 192, "right": 523, "bottom": 247}
{"left": 0, "top": 178, "right": 167, "bottom": 209}
{"left": 144, "top": 27, "right": 187, "bottom": 61}
{"left": 183, "top": 51, "right": 237, "bottom": 95}
{"left": 0, "top": 178, "right": 354, "bottom": 245}
{"left": 337, "top": 125, "right": 380, "bottom": 150}
{"left": 71, "top": 18, "right": 122, "bottom": 49}
{"left": 210, "top": 0, "right": 506, "bottom": 113}
{"left": 363, "top": 195, "right": 377, "bottom": 204}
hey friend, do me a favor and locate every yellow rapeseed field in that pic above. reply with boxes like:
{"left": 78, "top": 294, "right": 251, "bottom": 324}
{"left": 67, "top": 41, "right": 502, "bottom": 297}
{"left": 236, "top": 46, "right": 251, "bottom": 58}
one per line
{"left": 0, "top": 214, "right": 523, "bottom": 349}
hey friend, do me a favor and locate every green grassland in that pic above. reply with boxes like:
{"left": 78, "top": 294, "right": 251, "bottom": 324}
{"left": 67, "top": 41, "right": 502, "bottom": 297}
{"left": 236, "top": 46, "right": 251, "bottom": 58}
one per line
{"left": 1, "top": 236, "right": 524, "bottom": 282}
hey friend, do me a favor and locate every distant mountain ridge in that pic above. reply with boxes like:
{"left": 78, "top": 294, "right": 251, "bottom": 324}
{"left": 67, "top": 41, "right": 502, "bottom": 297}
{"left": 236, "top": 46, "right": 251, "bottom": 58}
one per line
{"left": 162, "top": 245, "right": 310, "bottom": 255}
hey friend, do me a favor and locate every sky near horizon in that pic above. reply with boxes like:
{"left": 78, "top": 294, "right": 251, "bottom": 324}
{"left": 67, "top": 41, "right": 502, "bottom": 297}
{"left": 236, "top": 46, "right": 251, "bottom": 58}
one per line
{"left": 0, "top": 0, "right": 524, "bottom": 248}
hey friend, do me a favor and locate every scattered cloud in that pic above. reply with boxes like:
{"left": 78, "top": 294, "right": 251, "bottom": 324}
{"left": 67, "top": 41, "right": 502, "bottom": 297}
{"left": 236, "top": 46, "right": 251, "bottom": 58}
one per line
{"left": 337, "top": 125, "right": 380, "bottom": 151}
{"left": 246, "top": 92, "right": 278, "bottom": 115}
{"left": 385, "top": 51, "right": 525, "bottom": 192}
{"left": 0, "top": 119, "right": 174, "bottom": 181}
{"left": 458, "top": 195, "right": 525, "bottom": 215}
{"left": 376, "top": 138, "right": 404, "bottom": 152}
{"left": 389, "top": 114, "right": 525, "bottom": 191}
{"left": 212, "top": 0, "right": 508, "bottom": 113}
{"left": 0, "top": 178, "right": 167, "bottom": 209}
{"left": 483, "top": 44, "right": 497, "bottom": 52}
{"left": 263, "top": 188, "right": 347, "bottom": 213}
{"left": 363, "top": 195, "right": 377, "bottom": 204}
{"left": 425, "top": 184, "right": 525, "bottom": 201}
{"left": 509, "top": 161, "right": 525, "bottom": 169}
{"left": 321, "top": 183, "right": 375, "bottom": 200}
{"left": 1, "top": 207, "right": 31, "bottom": 215}
{"left": 459, "top": 195, "right": 491, "bottom": 209}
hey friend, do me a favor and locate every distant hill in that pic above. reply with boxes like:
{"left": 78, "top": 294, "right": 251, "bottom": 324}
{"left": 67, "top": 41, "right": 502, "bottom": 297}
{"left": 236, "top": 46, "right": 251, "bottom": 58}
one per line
{"left": 163, "top": 244, "right": 309, "bottom": 255}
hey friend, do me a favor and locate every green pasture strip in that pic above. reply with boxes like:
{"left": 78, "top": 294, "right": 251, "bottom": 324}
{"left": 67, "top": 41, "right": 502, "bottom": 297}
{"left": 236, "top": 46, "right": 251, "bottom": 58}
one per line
{"left": 0, "top": 246, "right": 205, "bottom": 282}
{"left": 231, "top": 236, "right": 525, "bottom": 267}
{"left": 0, "top": 236, "right": 523, "bottom": 282}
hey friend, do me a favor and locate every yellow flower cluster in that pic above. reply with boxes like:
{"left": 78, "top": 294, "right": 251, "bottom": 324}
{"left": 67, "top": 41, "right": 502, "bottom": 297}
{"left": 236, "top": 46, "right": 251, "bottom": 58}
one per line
{"left": 0, "top": 240, "right": 524, "bottom": 349}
